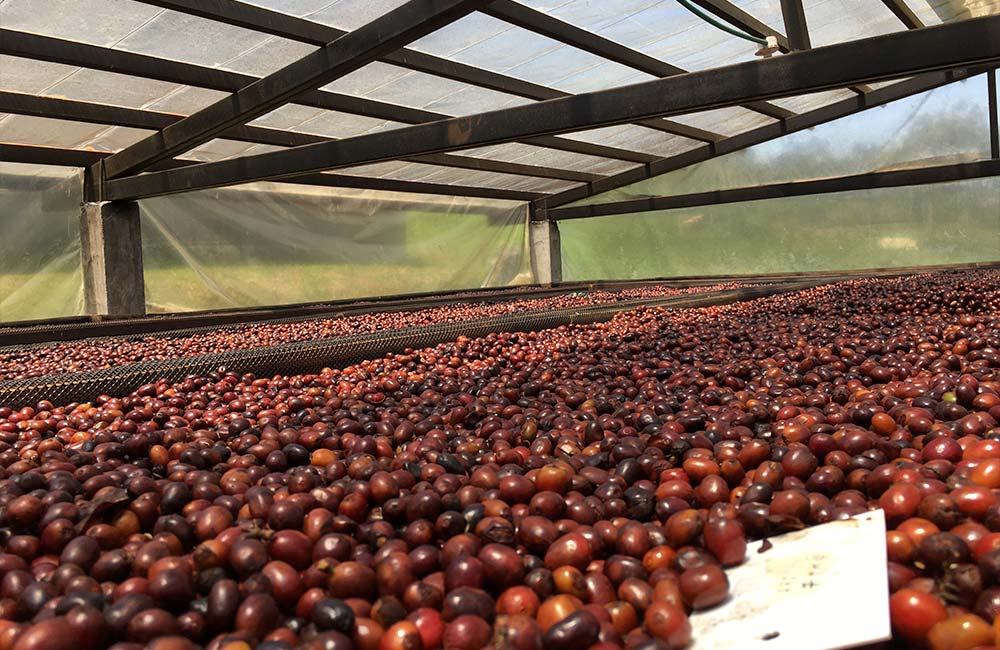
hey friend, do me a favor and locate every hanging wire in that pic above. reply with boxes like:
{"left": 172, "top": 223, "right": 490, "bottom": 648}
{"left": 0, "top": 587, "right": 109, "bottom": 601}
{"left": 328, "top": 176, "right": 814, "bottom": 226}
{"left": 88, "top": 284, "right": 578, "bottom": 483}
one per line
{"left": 675, "top": 0, "right": 769, "bottom": 46}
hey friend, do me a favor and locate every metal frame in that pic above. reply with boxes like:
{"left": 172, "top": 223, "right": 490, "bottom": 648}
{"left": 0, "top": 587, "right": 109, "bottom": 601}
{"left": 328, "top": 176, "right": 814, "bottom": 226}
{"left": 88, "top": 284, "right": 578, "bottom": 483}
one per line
{"left": 99, "top": 0, "right": 492, "bottom": 180}
{"left": 544, "top": 159, "right": 1000, "bottom": 219}
{"left": 0, "top": 3, "right": 994, "bottom": 206}
{"left": 688, "top": 0, "right": 791, "bottom": 51}
{"left": 779, "top": 0, "right": 812, "bottom": 50}
{"left": 0, "top": 29, "right": 655, "bottom": 167}
{"left": 0, "top": 144, "right": 544, "bottom": 202}
{"left": 95, "top": 17, "right": 1000, "bottom": 201}
{"left": 481, "top": 0, "right": 794, "bottom": 121}
{"left": 0, "top": 92, "right": 601, "bottom": 184}
{"left": 137, "top": 0, "right": 727, "bottom": 143}
{"left": 881, "top": 0, "right": 925, "bottom": 30}
{"left": 539, "top": 68, "right": 985, "bottom": 208}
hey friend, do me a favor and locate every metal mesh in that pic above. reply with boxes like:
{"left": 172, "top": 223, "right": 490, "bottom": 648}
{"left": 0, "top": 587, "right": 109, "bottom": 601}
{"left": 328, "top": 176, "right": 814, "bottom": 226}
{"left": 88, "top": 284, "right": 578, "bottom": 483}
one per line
{"left": 0, "top": 282, "right": 811, "bottom": 407}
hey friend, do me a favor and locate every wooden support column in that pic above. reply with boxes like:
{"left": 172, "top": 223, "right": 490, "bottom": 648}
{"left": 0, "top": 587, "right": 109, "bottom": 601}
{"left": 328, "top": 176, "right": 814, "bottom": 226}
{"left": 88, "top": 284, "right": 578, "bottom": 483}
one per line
{"left": 529, "top": 209, "right": 562, "bottom": 285}
{"left": 79, "top": 200, "right": 146, "bottom": 316}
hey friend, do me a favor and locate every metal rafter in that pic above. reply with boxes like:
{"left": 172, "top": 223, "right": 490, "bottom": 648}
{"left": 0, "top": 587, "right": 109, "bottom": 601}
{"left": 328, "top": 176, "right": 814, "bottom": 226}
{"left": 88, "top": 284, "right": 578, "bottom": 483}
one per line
{"left": 0, "top": 143, "right": 545, "bottom": 201}
{"left": 779, "top": 0, "right": 812, "bottom": 50}
{"left": 98, "top": 16, "right": 1000, "bottom": 201}
{"left": 541, "top": 69, "right": 983, "bottom": 208}
{"left": 482, "top": 0, "right": 794, "bottom": 121}
{"left": 688, "top": 0, "right": 791, "bottom": 50}
{"left": 545, "top": 160, "right": 1000, "bottom": 219}
{"left": 100, "top": 0, "right": 492, "bottom": 179}
{"left": 880, "top": 0, "right": 926, "bottom": 29}
{"left": 0, "top": 91, "right": 603, "bottom": 183}
{"left": 138, "top": 0, "right": 724, "bottom": 144}
{"left": 0, "top": 29, "right": 653, "bottom": 166}
{"left": 688, "top": 0, "right": 869, "bottom": 94}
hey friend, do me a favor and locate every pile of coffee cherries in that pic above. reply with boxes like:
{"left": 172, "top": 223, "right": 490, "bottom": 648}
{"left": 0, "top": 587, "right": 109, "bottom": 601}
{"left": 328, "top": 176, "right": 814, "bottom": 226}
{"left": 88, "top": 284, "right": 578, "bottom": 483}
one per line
{"left": 1, "top": 270, "right": 998, "bottom": 650}
{"left": 0, "top": 283, "right": 743, "bottom": 381}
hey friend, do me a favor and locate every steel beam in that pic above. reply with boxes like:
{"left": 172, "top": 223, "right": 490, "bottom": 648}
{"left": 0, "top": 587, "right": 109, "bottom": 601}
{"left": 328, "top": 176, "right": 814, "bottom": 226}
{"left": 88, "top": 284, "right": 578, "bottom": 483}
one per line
{"left": 544, "top": 159, "right": 1000, "bottom": 219}
{"left": 0, "top": 144, "right": 544, "bottom": 201}
{"left": 689, "top": 0, "right": 869, "bottom": 93}
{"left": 990, "top": 69, "right": 999, "bottom": 159}
{"left": 540, "top": 69, "right": 982, "bottom": 208}
{"left": 688, "top": 0, "right": 791, "bottom": 50}
{"left": 483, "top": 0, "right": 793, "bottom": 121}
{"left": 779, "top": 0, "right": 812, "bottom": 50}
{"left": 138, "top": 0, "right": 725, "bottom": 142}
{"left": 100, "top": 17, "right": 1000, "bottom": 201}
{"left": 0, "top": 92, "right": 601, "bottom": 183}
{"left": 880, "top": 0, "right": 925, "bottom": 29}
{"left": 100, "top": 0, "right": 490, "bottom": 179}
{"left": 0, "top": 29, "right": 647, "bottom": 165}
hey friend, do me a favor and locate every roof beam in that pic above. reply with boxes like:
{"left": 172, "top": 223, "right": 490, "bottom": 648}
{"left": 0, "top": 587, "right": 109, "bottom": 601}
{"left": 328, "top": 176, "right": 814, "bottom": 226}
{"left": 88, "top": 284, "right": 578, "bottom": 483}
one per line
{"left": 880, "top": 0, "right": 926, "bottom": 29}
{"left": 0, "top": 143, "right": 544, "bottom": 201}
{"left": 688, "top": 0, "right": 791, "bottom": 51}
{"left": 481, "top": 0, "right": 794, "bottom": 121}
{"left": 139, "top": 0, "right": 723, "bottom": 144}
{"left": 541, "top": 68, "right": 983, "bottom": 208}
{"left": 544, "top": 159, "right": 1000, "bottom": 219}
{"left": 99, "top": 17, "right": 1000, "bottom": 201}
{"left": 779, "top": 0, "right": 812, "bottom": 50}
{"left": 100, "top": 0, "right": 490, "bottom": 179}
{"left": 0, "top": 92, "right": 603, "bottom": 183}
{"left": 689, "top": 0, "right": 869, "bottom": 93}
{"left": 0, "top": 29, "right": 648, "bottom": 166}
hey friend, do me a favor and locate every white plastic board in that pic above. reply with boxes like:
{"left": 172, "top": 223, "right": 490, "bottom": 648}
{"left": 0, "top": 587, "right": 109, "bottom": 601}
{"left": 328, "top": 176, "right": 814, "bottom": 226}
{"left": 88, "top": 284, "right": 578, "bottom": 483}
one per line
{"left": 689, "top": 509, "right": 891, "bottom": 650}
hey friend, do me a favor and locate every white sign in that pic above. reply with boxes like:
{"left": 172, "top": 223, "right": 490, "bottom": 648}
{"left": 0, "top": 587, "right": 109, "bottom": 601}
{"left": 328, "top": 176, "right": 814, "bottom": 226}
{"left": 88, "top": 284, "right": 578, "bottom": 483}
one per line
{"left": 690, "top": 509, "right": 891, "bottom": 650}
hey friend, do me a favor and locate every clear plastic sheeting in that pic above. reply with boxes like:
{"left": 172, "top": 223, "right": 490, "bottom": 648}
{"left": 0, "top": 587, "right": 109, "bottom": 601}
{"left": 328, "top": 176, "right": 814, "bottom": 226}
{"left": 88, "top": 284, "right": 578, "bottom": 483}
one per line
{"left": 670, "top": 106, "right": 778, "bottom": 138}
{"left": 335, "top": 161, "right": 577, "bottom": 194}
{"left": 568, "top": 74, "right": 991, "bottom": 206}
{"left": 457, "top": 143, "right": 640, "bottom": 177}
{"left": 560, "top": 177, "right": 1000, "bottom": 281}
{"left": 899, "top": 0, "right": 1000, "bottom": 24}
{"left": 0, "top": 163, "right": 84, "bottom": 322}
{"left": 803, "top": 0, "right": 906, "bottom": 48}
{"left": 139, "top": 183, "right": 533, "bottom": 313}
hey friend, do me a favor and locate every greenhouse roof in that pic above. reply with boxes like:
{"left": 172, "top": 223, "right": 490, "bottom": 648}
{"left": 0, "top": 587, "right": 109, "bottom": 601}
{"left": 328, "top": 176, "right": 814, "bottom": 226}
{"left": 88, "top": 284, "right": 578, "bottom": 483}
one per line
{"left": 0, "top": 0, "right": 998, "bottom": 206}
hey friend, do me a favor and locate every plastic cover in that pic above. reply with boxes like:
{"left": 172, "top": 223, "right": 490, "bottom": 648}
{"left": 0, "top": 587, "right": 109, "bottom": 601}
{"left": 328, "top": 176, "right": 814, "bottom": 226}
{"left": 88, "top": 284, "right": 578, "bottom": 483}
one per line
{"left": 138, "top": 182, "right": 533, "bottom": 313}
{"left": 560, "top": 177, "right": 1000, "bottom": 281}
{"left": 3, "top": 0, "right": 960, "bottom": 187}
{"left": 0, "top": 163, "right": 84, "bottom": 322}
{"left": 567, "top": 74, "right": 992, "bottom": 206}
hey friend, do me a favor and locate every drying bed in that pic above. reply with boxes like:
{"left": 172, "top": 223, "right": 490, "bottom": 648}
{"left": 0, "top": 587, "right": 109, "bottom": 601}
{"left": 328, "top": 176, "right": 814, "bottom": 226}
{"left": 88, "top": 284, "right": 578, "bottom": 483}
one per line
{"left": 0, "top": 270, "right": 998, "bottom": 650}
{"left": 0, "top": 283, "right": 753, "bottom": 382}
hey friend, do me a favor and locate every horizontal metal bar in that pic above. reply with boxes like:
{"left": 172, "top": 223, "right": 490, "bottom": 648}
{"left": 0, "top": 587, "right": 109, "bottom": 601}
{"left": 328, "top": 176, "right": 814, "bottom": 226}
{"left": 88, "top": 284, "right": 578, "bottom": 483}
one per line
{"left": 0, "top": 143, "right": 543, "bottom": 201}
{"left": 545, "top": 159, "right": 1000, "bottom": 219}
{"left": 267, "top": 172, "right": 545, "bottom": 201}
{"left": 101, "top": 17, "right": 1000, "bottom": 201}
{"left": 483, "top": 0, "right": 794, "bottom": 121}
{"left": 880, "top": 0, "right": 925, "bottom": 29}
{"left": 0, "top": 29, "right": 646, "bottom": 165}
{"left": 101, "top": 0, "right": 490, "bottom": 178}
{"left": 539, "top": 67, "right": 985, "bottom": 207}
{"left": 0, "top": 92, "right": 600, "bottom": 183}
